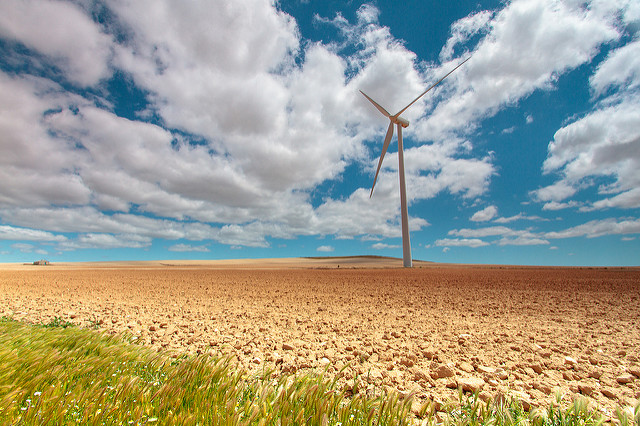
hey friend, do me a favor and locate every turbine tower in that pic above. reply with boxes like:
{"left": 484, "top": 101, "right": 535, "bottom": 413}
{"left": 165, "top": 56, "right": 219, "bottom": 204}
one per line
{"left": 360, "top": 57, "right": 470, "bottom": 268}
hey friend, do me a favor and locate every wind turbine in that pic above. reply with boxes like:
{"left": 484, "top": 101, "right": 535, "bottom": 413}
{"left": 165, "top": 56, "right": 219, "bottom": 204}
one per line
{"left": 360, "top": 57, "right": 470, "bottom": 267}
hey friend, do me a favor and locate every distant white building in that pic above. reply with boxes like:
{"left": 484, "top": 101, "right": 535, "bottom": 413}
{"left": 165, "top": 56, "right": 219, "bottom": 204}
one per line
{"left": 33, "top": 259, "right": 50, "bottom": 265}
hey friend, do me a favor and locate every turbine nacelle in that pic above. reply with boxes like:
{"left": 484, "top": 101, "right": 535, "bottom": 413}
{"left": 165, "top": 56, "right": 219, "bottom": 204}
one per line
{"left": 392, "top": 116, "right": 410, "bottom": 128}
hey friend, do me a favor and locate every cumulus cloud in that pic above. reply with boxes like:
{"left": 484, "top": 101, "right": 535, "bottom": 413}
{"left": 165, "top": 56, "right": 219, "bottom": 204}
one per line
{"left": 494, "top": 213, "right": 547, "bottom": 223}
{"left": 471, "top": 205, "right": 498, "bottom": 222}
{"left": 0, "top": 0, "right": 637, "bottom": 258}
{"left": 0, "top": 225, "right": 67, "bottom": 242}
{"left": 317, "top": 245, "right": 335, "bottom": 252}
{"left": 59, "top": 233, "right": 151, "bottom": 250}
{"left": 448, "top": 225, "right": 550, "bottom": 246}
{"left": 444, "top": 216, "right": 640, "bottom": 248}
{"left": 371, "top": 242, "right": 400, "bottom": 250}
{"left": 590, "top": 39, "right": 640, "bottom": 94}
{"left": 11, "top": 242, "right": 48, "bottom": 255}
{"left": 0, "top": 0, "right": 113, "bottom": 86}
{"left": 416, "top": 0, "right": 621, "bottom": 140}
{"left": 435, "top": 238, "right": 489, "bottom": 248}
{"left": 534, "top": 98, "right": 640, "bottom": 209}
{"left": 545, "top": 217, "right": 640, "bottom": 239}
{"left": 168, "top": 243, "right": 210, "bottom": 253}
{"left": 531, "top": 1, "right": 640, "bottom": 213}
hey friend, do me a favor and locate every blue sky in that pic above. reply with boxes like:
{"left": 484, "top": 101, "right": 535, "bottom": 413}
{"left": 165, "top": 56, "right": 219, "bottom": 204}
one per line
{"left": 1, "top": 0, "right": 639, "bottom": 266}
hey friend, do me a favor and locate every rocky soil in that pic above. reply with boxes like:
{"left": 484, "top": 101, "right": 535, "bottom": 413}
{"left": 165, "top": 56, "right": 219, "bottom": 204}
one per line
{"left": 1, "top": 260, "right": 639, "bottom": 416}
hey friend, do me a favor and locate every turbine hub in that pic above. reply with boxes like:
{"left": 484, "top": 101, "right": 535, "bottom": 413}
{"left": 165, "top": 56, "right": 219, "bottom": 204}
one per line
{"left": 392, "top": 116, "right": 410, "bottom": 128}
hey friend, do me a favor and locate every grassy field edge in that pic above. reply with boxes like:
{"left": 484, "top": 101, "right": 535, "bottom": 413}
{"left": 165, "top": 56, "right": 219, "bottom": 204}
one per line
{"left": 0, "top": 317, "right": 638, "bottom": 425}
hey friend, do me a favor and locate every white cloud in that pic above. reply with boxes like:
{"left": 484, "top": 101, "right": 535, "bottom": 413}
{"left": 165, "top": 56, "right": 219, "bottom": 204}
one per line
{"left": 59, "top": 233, "right": 151, "bottom": 250}
{"left": 317, "top": 245, "right": 334, "bottom": 252}
{"left": 448, "top": 226, "right": 550, "bottom": 246}
{"left": 532, "top": 9, "right": 640, "bottom": 212}
{"left": 545, "top": 217, "right": 640, "bottom": 239}
{"left": 440, "top": 10, "right": 494, "bottom": 62}
{"left": 0, "top": 1, "right": 500, "bottom": 251}
{"left": 417, "top": 0, "right": 621, "bottom": 140}
{"left": 537, "top": 98, "right": 640, "bottom": 209}
{"left": 590, "top": 39, "right": 640, "bottom": 94}
{"left": 168, "top": 243, "right": 209, "bottom": 252}
{"left": 0, "top": 225, "right": 66, "bottom": 242}
{"left": 0, "top": 73, "right": 92, "bottom": 207}
{"left": 435, "top": 238, "right": 489, "bottom": 248}
{"left": 11, "top": 243, "right": 35, "bottom": 253}
{"left": 494, "top": 213, "right": 547, "bottom": 223}
{"left": 0, "top": 0, "right": 637, "bottom": 257}
{"left": 371, "top": 242, "right": 400, "bottom": 250}
{"left": 542, "top": 200, "right": 582, "bottom": 211}
{"left": 497, "top": 236, "right": 549, "bottom": 246}
{"left": 445, "top": 216, "right": 640, "bottom": 247}
{"left": 0, "top": 0, "right": 113, "bottom": 86}
{"left": 471, "top": 205, "right": 498, "bottom": 222}
{"left": 531, "top": 181, "right": 578, "bottom": 203}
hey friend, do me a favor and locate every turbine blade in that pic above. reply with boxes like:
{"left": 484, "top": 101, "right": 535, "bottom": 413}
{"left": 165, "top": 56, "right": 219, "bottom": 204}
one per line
{"left": 394, "top": 56, "right": 471, "bottom": 118}
{"left": 360, "top": 90, "right": 391, "bottom": 118}
{"left": 370, "top": 121, "right": 395, "bottom": 198}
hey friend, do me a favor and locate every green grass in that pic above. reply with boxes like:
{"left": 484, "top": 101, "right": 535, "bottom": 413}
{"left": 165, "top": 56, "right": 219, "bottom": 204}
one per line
{"left": 0, "top": 316, "right": 638, "bottom": 425}
{"left": 0, "top": 317, "right": 411, "bottom": 425}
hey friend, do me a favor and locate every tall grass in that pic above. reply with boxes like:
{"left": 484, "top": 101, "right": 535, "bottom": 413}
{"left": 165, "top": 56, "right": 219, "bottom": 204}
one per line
{"left": 1, "top": 317, "right": 637, "bottom": 425}
{"left": 0, "top": 317, "right": 411, "bottom": 425}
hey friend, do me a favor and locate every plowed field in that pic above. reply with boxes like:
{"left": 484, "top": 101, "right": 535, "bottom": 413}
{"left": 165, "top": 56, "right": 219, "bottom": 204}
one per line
{"left": 2, "top": 258, "right": 639, "bottom": 413}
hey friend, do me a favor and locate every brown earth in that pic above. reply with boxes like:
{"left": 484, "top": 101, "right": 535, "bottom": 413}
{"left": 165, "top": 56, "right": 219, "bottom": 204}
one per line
{"left": 1, "top": 257, "right": 640, "bottom": 417}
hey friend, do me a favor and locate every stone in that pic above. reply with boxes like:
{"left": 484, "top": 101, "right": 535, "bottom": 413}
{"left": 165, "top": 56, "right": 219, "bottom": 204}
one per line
{"left": 422, "top": 349, "right": 436, "bottom": 360}
{"left": 616, "top": 373, "right": 635, "bottom": 385}
{"left": 588, "top": 370, "right": 602, "bottom": 379}
{"left": 411, "top": 368, "right": 430, "bottom": 382}
{"left": 578, "top": 384, "right": 594, "bottom": 396}
{"left": 400, "top": 357, "right": 415, "bottom": 368}
{"left": 628, "top": 366, "right": 640, "bottom": 378}
{"left": 459, "top": 362, "right": 475, "bottom": 373}
{"left": 458, "top": 376, "right": 485, "bottom": 393}
{"left": 282, "top": 343, "right": 294, "bottom": 351}
{"left": 477, "top": 365, "right": 496, "bottom": 374}
{"left": 432, "top": 365, "right": 455, "bottom": 379}
{"left": 530, "top": 364, "right": 543, "bottom": 374}
{"left": 601, "top": 388, "right": 618, "bottom": 399}
{"left": 478, "top": 391, "right": 492, "bottom": 402}
{"left": 534, "top": 382, "right": 552, "bottom": 395}
{"left": 564, "top": 356, "right": 577, "bottom": 367}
